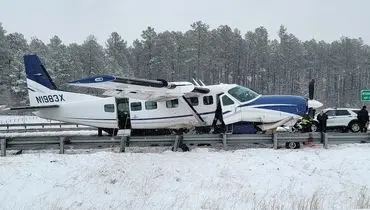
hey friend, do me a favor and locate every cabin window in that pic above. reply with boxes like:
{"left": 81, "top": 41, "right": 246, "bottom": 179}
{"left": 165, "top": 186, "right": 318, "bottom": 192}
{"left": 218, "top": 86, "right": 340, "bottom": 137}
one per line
{"left": 145, "top": 101, "right": 157, "bottom": 110}
{"left": 325, "top": 110, "right": 335, "bottom": 116}
{"left": 203, "top": 96, "right": 213, "bottom": 105}
{"left": 222, "top": 95, "right": 234, "bottom": 106}
{"left": 130, "top": 102, "right": 142, "bottom": 111}
{"left": 335, "top": 110, "right": 350, "bottom": 116}
{"left": 187, "top": 97, "right": 199, "bottom": 106}
{"left": 166, "top": 99, "right": 179, "bottom": 108}
{"left": 104, "top": 104, "right": 115, "bottom": 112}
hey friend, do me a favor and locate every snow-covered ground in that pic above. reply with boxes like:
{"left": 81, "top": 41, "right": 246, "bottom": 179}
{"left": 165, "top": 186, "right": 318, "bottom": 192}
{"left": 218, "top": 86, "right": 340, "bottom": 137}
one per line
{"left": 1, "top": 145, "right": 370, "bottom": 209}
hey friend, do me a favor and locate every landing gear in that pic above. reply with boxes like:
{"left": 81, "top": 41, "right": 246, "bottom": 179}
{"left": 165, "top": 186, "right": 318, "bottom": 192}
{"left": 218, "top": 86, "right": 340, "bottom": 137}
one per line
{"left": 171, "top": 129, "right": 190, "bottom": 152}
{"left": 285, "top": 142, "right": 301, "bottom": 149}
{"left": 97, "top": 128, "right": 118, "bottom": 136}
{"left": 172, "top": 143, "right": 190, "bottom": 152}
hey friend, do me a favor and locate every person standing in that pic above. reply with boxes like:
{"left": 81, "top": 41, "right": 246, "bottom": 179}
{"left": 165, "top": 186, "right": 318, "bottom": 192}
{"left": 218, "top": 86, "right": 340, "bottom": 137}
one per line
{"left": 211, "top": 101, "right": 226, "bottom": 133}
{"left": 317, "top": 110, "right": 328, "bottom": 132}
{"left": 357, "top": 106, "right": 369, "bottom": 133}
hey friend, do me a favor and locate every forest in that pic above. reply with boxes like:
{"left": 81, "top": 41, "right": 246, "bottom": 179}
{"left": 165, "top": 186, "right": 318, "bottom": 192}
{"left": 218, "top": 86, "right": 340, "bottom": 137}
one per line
{"left": 0, "top": 21, "right": 369, "bottom": 109}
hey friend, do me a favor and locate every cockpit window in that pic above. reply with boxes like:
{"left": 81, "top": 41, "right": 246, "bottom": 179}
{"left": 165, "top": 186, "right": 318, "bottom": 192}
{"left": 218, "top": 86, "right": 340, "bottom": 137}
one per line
{"left": 228, "top": 86, "right": 259, "bottom": 102}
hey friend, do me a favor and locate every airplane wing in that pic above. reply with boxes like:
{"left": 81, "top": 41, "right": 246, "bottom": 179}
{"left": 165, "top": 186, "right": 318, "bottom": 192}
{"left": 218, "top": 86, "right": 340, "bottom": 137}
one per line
{"left": 1, "top": 104, "right": 59, "bottom": 111}
{"left": 69, "top": 76, "right": 210, "bottom": 101}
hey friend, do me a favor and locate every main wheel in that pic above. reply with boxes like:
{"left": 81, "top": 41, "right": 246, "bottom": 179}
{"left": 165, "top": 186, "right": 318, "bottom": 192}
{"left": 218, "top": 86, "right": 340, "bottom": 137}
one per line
{"left": 285, "top": 142, "right": 300, "bottom": 149}
{"left": 349, "top": 121, "right": 360, "bottom": 133}
{"left": 311, "top": 121, "right": 319, "bottom": 132}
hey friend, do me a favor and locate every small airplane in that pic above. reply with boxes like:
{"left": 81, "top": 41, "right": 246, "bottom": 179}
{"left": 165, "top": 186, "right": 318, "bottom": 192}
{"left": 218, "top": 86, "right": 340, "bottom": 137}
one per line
{"left": 3, "top": 54, "right": 323, "bottom": 135}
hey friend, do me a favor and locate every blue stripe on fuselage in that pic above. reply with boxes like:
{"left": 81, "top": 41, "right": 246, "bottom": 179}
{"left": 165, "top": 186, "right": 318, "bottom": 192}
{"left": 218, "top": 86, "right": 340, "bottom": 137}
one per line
{"left": 239, "top": 95, "right": 307, "bottom": 116}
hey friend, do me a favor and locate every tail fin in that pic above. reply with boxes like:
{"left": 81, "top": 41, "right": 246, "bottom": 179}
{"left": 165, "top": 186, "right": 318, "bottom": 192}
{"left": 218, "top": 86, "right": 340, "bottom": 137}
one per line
{"left": 24, "top": 54, "right": 100, "bottom": 106}
{"left": 24, "top": 55, "right": 57, "bottom": 91}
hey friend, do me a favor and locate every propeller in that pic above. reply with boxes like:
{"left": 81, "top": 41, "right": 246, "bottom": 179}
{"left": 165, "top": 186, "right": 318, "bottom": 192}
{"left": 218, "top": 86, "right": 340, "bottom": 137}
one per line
{"left": 308, "top": 79, "right": 314, "bottom": 100}
{"left": 307, "top": 79, "right": 323, "bottom": 115}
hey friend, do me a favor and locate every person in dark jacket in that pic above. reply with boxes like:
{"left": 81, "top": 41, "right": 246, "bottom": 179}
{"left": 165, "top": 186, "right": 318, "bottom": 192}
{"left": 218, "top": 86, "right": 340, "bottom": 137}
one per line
{"left": 317, "top": 110, "right": 328, "bottom": 132}
{"left": 357, "top": 106, "right": 369, "bottom": 133}
{"left": 211, "top": 100, "right": 226, "bottom": 133}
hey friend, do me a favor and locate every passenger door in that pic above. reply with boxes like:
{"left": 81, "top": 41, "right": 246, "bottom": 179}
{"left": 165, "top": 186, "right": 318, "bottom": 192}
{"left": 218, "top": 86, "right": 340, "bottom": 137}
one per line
{"left": 116, "top": 98, "right": 131, "bottom": 129}
{"left": 325, "top": 110, "right": 336, "bottom": 127}
{"left": 334, "top": 109, "right": 352, "bottom": 126}
{"left": 220, "top": 94, "right": 240, "bottom": 125}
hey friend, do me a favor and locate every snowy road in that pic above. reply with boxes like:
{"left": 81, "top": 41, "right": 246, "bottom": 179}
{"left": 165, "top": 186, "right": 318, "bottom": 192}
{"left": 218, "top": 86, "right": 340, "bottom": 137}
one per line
{"left": 1, "top": 145, "right": 370, "bottom": 209}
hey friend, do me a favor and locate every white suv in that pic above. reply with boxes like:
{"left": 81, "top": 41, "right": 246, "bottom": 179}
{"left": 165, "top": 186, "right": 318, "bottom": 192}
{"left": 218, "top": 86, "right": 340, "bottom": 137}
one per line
{"left": 312, "top": 108, "right": 363, "bottom": 132}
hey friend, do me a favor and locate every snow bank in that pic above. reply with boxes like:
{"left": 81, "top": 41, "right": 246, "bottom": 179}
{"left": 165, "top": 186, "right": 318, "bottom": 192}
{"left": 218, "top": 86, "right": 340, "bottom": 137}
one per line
{"left": 1, "top": 144, "right": 370, "bottom": 209}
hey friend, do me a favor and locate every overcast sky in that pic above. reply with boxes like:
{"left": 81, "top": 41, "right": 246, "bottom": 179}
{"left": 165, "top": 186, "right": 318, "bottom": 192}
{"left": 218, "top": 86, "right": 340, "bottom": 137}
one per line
{"left": 1, "top": 0, "right": 369, "bottom": 45}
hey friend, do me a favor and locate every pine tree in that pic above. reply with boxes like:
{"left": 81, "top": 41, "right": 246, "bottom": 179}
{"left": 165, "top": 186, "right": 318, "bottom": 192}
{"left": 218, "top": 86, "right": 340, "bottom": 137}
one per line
{"left": 48, "top": 35, "right": 70, "bottom": 89}
{"left": 141, "top": 27, "right": 158, "bottom": 79}
{"left": 6, "top": 33, "right": 28, "bottom": 105}
{"left": 105, "top": 32, "right": 131, "bottom": 77}
{"left": 0, "top": 23, "right": 11, "bottom": 105}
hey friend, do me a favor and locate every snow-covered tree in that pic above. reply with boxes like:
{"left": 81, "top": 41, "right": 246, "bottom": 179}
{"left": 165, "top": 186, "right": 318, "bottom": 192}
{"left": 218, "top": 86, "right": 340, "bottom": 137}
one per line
{"left": 6, "top": 33, "right": 28, "bottom": 105}
{"left": 47, "top": 35, "right": 70, "bottom": 89}
{"left": 105, "top": 32, "right": 131, "bottom": 77}
{"left": 187, "top": 21, "right": 212, "bottom": 81}
{"left": 29, "top": 37, "right": 49, "bottom": 64}
{"left": 80, "top": 35, "right": 106, "bottom": 76}
{"left": 141, "top": 27, "right": 158, "bottom": 79}
{"left": 0, "top": 23, "right": 11, "bottom": 103}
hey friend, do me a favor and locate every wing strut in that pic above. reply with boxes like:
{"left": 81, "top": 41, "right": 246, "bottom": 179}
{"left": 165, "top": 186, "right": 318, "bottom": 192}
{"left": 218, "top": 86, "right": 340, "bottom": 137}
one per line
{"left": 182, "top": 96, "right": 206, "bottom": 126}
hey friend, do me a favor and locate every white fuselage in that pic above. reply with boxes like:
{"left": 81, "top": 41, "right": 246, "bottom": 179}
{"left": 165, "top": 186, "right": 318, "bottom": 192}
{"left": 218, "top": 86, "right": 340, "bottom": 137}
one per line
{"left": 32, "top": 81, "right": 302, "bottom": 130}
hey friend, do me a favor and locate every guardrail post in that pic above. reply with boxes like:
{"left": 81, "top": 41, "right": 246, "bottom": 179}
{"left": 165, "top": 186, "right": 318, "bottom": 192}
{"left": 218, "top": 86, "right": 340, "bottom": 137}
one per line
{"left": 273, "top": 132, "right": 278, "bottom": 149}
{"left": 120, "top": 136, "right": 127, "bottom": 152}
{"left": 322, "top": 132, "right": 328, "bottom": 149}
{"left": 1, "top": 138, "right": 6, "bottom": 157}
{"left": 172, "top": 135, "right": 180, "bottom": 151}
{"left": 222, "top": 133, "right": 227, "bottom": 149}
{"left": 59, "top": 137, "right": 65, "bottom": 154}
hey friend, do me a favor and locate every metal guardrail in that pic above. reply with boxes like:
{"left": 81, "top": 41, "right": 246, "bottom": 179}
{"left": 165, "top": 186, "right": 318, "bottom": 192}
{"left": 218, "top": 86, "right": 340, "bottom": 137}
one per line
{"left": 0, "top": 122, "right": 94, "bottom": 132}
{"left": 1, "top": 132, "right": 369, "bottom": 157}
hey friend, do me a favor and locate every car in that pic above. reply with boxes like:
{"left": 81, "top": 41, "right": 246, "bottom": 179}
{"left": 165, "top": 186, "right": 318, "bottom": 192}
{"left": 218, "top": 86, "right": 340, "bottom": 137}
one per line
{"left": 312, "top": 108, "right": 366, "bottom": 132}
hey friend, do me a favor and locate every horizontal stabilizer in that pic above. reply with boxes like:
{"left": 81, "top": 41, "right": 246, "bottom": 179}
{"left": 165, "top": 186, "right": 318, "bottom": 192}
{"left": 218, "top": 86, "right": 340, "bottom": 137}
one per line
{"left": 2, "top": 104, "right": 59, "bottom": 111}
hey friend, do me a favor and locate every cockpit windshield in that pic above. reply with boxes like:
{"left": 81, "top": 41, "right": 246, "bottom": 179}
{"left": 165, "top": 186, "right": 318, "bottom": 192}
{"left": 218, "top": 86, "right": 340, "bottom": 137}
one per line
{"left": 228, "top": 85, "right": 259, "bottom": 102}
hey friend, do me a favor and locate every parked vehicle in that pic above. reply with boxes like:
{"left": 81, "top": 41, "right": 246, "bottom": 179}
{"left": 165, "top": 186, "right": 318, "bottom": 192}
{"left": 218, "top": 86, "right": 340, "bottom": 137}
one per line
{"left": 311, "top": 108, "right": 366, "bottom": 132}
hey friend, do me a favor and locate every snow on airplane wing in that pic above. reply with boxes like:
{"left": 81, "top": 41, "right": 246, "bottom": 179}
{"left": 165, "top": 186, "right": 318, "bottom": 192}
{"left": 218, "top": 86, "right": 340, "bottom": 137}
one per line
{"left": 69, "top": 76, "right": 209, "bottom": 101}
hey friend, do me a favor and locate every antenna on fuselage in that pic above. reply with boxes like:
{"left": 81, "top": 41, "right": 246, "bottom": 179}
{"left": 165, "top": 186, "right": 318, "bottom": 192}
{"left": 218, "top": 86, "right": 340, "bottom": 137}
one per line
{"left": 192, "top": 78, "right": 200, "bottom": 86}
{"left": 198, "top": 79, "right": 206, "bottom": 86}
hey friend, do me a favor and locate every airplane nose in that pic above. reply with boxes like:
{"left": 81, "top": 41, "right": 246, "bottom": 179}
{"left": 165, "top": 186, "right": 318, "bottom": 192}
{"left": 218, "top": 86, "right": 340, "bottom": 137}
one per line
{"left": 245, "top": 95, "right": 309, "bottom": 116}
{"left": 308, "top": 99, "right": 323, "bottom": 109}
